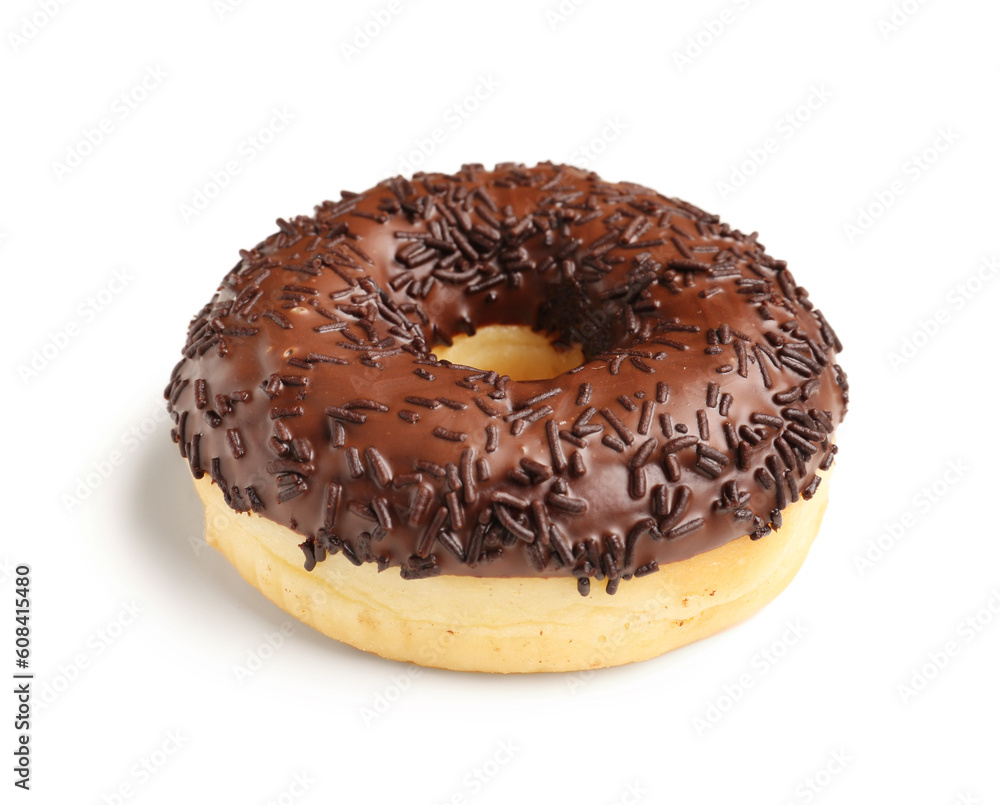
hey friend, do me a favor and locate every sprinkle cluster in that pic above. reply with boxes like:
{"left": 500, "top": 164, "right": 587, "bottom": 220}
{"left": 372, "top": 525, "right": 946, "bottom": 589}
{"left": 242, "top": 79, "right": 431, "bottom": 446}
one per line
{"left": 165, "top": 163, "right": 848, "bottom": 595}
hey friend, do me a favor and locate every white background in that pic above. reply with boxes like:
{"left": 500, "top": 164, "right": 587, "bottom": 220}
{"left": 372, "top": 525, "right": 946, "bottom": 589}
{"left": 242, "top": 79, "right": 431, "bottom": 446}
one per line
{"left": 3, "top": 0, "right": 999, "bottom": 802}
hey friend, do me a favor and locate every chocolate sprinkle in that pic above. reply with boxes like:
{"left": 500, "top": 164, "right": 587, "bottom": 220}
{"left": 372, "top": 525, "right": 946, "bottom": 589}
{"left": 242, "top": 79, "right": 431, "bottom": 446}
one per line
{"left": 601, "top": 407, "right": 635, "bottom": 445}
{"left": 165, "top": 162, "right": 847, "bottom": 595}
{"left": 432, "top": 426, "right": 467, "bottom": 442}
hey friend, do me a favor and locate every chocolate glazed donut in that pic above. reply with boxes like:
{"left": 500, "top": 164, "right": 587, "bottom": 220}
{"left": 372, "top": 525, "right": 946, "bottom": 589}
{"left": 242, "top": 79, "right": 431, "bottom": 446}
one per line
{"left": 165, "top": 163, "right": 848, "bottom": 602}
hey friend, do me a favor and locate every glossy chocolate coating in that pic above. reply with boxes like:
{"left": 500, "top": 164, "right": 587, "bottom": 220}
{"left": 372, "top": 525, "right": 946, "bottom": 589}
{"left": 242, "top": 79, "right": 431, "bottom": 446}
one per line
{"left": 165, "top": 163, "right": 848, "bottom": 592}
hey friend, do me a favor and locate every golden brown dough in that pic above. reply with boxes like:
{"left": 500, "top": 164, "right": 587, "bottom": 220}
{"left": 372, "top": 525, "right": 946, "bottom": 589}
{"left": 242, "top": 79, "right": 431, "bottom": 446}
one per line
{"left": 196, "top": 467, "right": 829, "bottom": 673}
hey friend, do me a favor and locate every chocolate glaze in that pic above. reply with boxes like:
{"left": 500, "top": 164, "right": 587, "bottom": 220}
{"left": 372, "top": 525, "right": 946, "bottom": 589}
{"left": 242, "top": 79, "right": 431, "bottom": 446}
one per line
{"left": 165, "top": 163, "right": 848, "bottom": 594}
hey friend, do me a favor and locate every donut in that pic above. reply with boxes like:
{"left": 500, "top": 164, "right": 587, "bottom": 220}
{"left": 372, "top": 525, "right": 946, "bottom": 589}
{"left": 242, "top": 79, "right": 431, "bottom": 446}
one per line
{"left": 165, "top": 162, "right": 848, "bottom": 673}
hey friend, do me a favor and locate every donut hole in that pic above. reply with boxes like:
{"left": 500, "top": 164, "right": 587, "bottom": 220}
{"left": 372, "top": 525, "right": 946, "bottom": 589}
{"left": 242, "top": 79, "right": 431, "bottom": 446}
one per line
{"left": 433, "top": 325, "right": 585, "bottom": 381}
